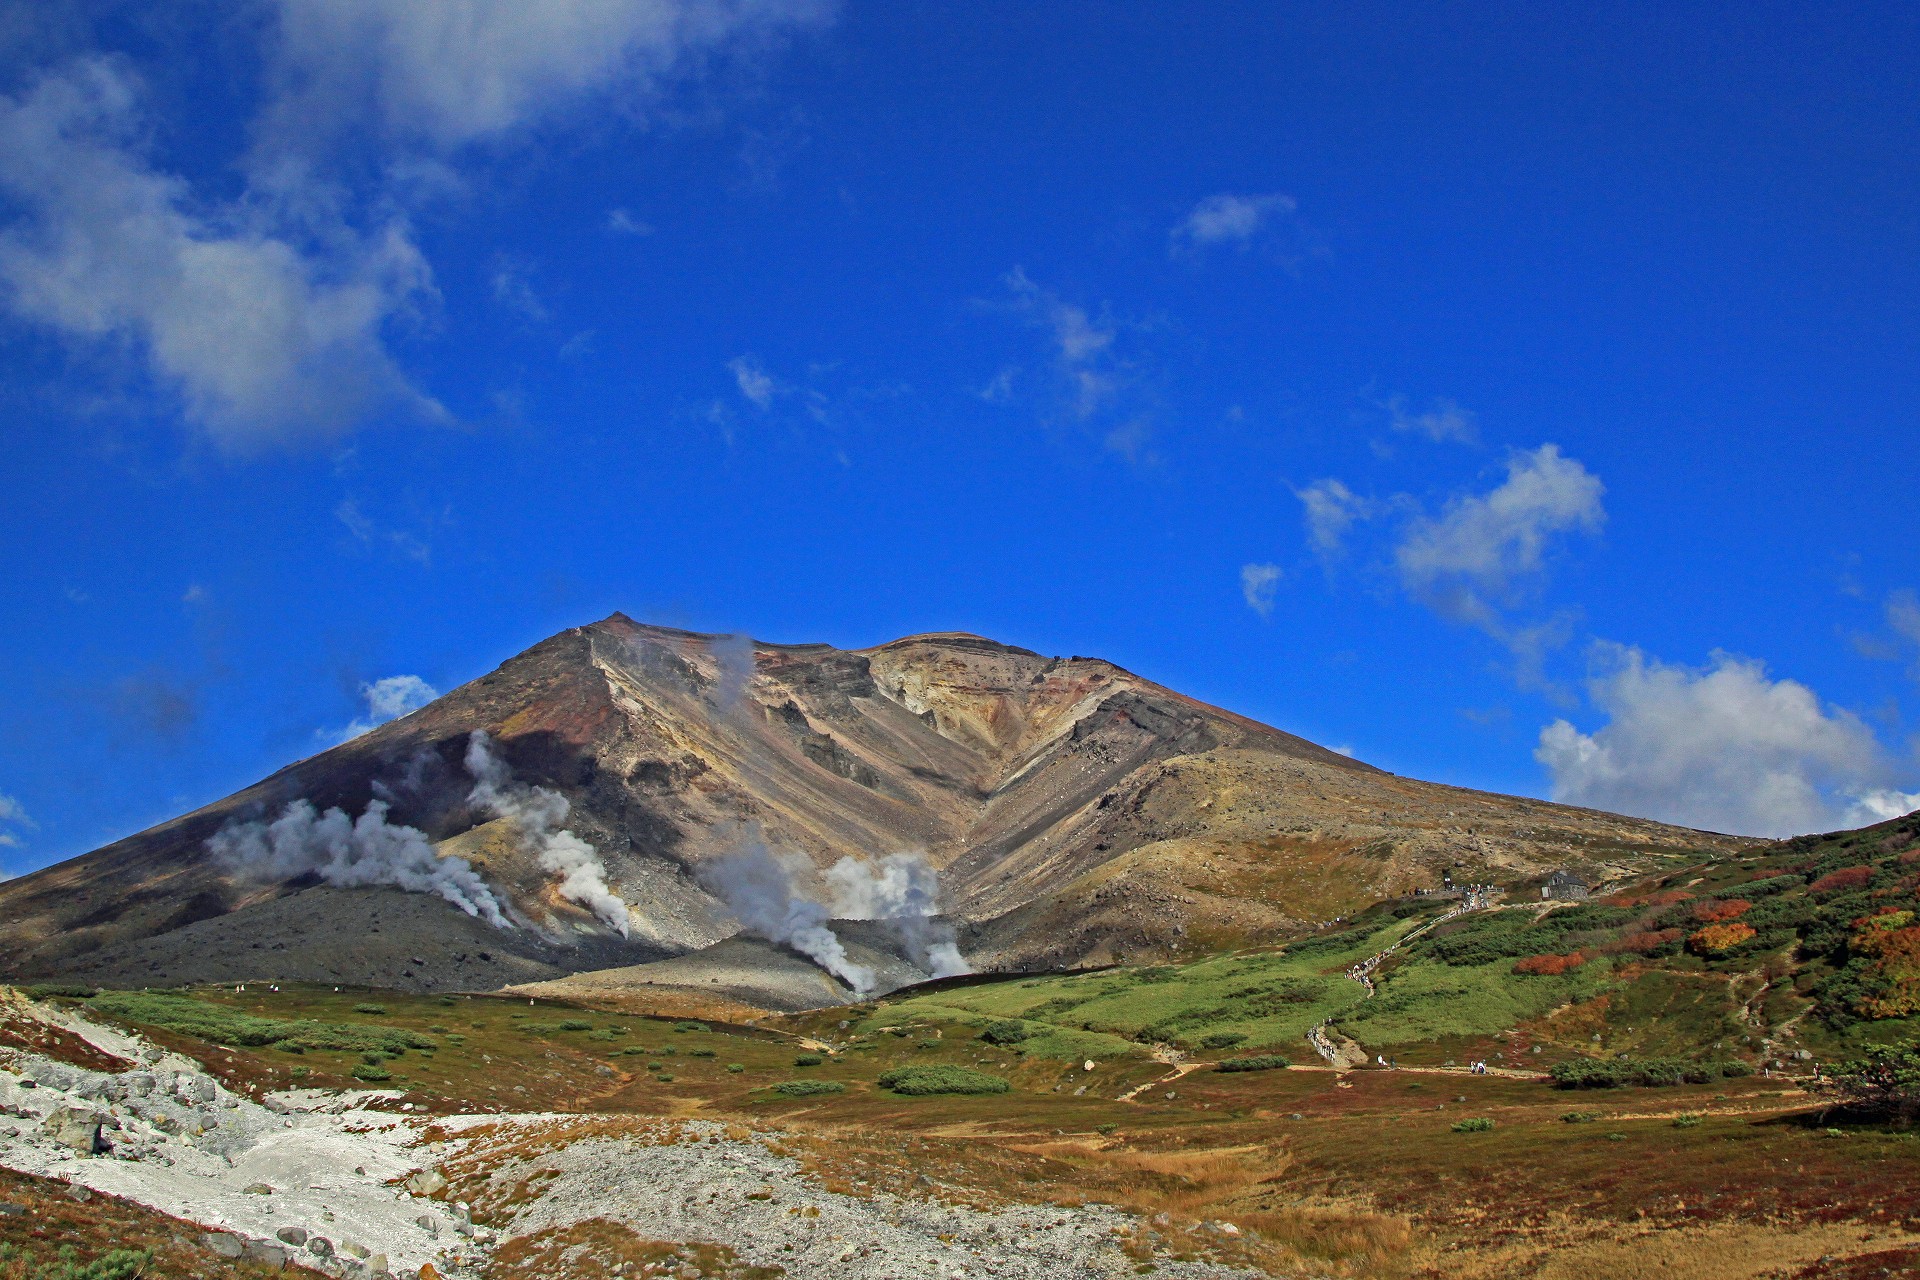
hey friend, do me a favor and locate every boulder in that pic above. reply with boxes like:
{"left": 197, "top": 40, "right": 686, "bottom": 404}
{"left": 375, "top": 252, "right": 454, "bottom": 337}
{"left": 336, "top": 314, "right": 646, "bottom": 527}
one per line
{"left": 368, "top": 1253, "right": 390, "bottom": 1275}
{"left": 242, "top": 1240, "right": 289, "bottom": 1268}
{"left": 276, "top": 1225, "right": 309, "bottom": 1246}
{"left": 244, "top": 1182, "right": 274, "bottom": 1195}
{"left": 405, "top": 1168, "right": 448, "bottom": 1197}
{"left": 40, "top": 1107, "right": 105, "bottom": 1155}
{"left": 202, "top": 1232, "right": 245, "bottom": 1258}
{"left": 306, "top": 1236, "right": 334, "bottom": 1257}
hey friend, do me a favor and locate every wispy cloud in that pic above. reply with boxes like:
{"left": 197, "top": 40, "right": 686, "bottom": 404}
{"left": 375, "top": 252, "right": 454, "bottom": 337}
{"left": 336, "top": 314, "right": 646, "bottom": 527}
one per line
{"left": 606, "top": 208, "right": 653, "bottom": 236}
{"left": 1293, "top": 478, "right": 1376, "bottom": 557}
{"left": 1172, "top": 192, "right": 1297, "bottom": 250}
{"left": 0, "top": 792, "right": 35, "bottom": 852}
{"left": 1240, "top": 562, "right": 1282, "bottom": 617}
{"left": 336, "top": 497, "right": 433, "bottom": 566}
{"left": 1385, "top": 394, "right": 1479, "bottom": 445}
{"left": 728, "top": 355, "right": 779, "bottom": 410}
{"left": 490, "top": 253, "right": 548, "bottom": 322}
{"left": 1538, "top": 643, "right": 1920, "bottom": 836}
{"left": 1002, "top": 267, "right": 1120, "bottom": 421}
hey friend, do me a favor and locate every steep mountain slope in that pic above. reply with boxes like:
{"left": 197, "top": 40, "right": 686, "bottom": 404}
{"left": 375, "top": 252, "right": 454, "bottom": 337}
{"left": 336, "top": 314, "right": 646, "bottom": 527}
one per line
{"left": 0, "top": 615, "right": 1747, "bottom": 994}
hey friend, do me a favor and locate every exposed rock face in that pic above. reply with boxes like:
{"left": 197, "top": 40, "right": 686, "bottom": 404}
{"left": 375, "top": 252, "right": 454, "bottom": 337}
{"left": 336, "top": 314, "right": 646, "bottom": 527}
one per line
{"left": 0, "top": 616, "right": 1747, "bottom": 992}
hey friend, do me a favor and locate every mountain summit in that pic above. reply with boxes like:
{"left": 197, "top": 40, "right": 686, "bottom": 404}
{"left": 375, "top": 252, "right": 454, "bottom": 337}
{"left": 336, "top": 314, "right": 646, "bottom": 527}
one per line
{"left": 0, "top": 616, "right": 1741, "bottom": 1000}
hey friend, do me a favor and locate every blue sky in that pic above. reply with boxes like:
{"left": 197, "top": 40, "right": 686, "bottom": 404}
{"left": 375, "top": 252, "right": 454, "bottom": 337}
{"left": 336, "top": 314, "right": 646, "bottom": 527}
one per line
{"left": 2, "top": 1, "right": 1917, "bottom": 870}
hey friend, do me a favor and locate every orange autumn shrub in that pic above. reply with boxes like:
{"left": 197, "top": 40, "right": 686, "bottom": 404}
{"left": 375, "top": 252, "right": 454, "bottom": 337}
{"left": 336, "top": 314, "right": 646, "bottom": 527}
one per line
{"left": 1513, "top": 952, "right": 1587, "bottom": 976}
{"left": 1687, "top": 921, "right": 1757, "bottom": 955}
{"left": 1849, "top": 912, "right": 1920, "bottom": 1018}
{"left": 1691, "top": 898, "right": 1752, "bottom": 924}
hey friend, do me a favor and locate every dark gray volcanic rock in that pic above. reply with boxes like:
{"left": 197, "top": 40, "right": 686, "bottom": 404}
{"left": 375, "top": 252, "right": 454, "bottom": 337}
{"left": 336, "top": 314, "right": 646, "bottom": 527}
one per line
{"left": 0, "top": 614, "right": 1746, "bottom": 994}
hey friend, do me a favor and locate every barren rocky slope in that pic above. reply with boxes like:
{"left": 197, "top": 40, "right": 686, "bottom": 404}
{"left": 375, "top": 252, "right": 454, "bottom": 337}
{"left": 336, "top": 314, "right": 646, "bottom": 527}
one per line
{"left": 0, "top": 615, "right": 1746, "bottom": 995}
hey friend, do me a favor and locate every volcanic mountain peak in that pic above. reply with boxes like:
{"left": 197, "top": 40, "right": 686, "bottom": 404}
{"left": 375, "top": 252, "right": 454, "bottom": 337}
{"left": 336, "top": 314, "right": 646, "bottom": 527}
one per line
{"left": 0, "top": 615, "right": 1749, "bottom": 1003}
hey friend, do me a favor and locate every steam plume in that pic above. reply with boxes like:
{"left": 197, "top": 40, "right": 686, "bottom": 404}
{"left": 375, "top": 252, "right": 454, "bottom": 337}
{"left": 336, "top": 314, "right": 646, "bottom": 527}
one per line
{"left": 826, "top": 853, "right": 970, "bottom": 978}
{"left": 464, "top": 731, "right": 632, "bottom": 936}
{"left": 700, "top": 838, "right": 876, "bottom": 994}
{"left": 708, "top": 633, "right": 757, "bottom": 712}
{"left": 210, "top": 798, "right": 508, "bottom": 926}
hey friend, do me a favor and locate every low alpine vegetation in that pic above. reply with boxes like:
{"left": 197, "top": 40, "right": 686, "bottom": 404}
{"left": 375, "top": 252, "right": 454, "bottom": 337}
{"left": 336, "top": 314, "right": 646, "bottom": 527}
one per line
{"left": 876, "top": 1066, "right": 1010, "bottom": 1096}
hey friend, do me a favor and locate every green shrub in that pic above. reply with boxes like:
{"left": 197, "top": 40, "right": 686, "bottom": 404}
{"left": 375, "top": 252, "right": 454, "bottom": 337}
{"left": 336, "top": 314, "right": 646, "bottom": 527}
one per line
{"left": 773, "top": 1080, "right": 845, "bottom": 1097}
{"left": 23, "top": 983, "right": 98, "bottom": 1000}
{"left": 558, "top": 1019, "right": 594, "bottom": 1032}
{"left": 361, "top": 1051, "right": 388, "bottom": 1065}
{"left": 655, "top": 1074, "right": 675, "bottom": 1083}
{"left": 1673, "top": 1113, "right": 1703, "bottom": 1128}
{"left": 278, "top": 1042, "right": 305, "bottom": 1054}
{"left": 622, "top": 1046, "right": 647, "bottom": 1056}
{"left": 289, "top": 1066, "right": 310, "bottom": 1080}
{"left": 0, "top": 1243, "right": 153, "bottom": 1280}
{"left": 1197, "top": 1032, "right": 1248, "bottom": 1050}
{"left": 877, "top": 1066, "right": 1010, "bottom": 1096}
{"left": 980, "top": 1020, "right": 1032, "bottom": 1045}
{"left": 354, "top": 1004, "right": 388, "bottom": 1015}
{"left": 1451, "top": 1117, "right": 1495, "bottom": 1133}
{"left": 673, "top": 1021, "right": 706, "bottom": 1033}
{"left": 727, "top": 1063, "right": 746, "bottom": 1073}
{"left": 794, "top": 1054, "right": 824, "bottom": 1067}
{"left": 689, "top": 1048, "right": 717, "bottom": 1058}
{"left": 1215, "top": 1054, "right": 1289, "bottom": 1073}
{"left": 351, "top": 1063, "right": 391, "bottom": 1082}
{"left": 587, "top": 1029, "right": 615, "bottom": 1041}
{"left": 1560, "top": 1111, "right": 1597, "bottom": 1123}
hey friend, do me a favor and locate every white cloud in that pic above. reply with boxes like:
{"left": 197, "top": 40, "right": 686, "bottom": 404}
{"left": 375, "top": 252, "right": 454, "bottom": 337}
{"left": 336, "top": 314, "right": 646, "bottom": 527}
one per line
{"left": 1395, "top": 444, "right": 1604, "bottom": 624}
{"left": 0, "top": 60, "right": 442, "bottom": 448}
{"left": 1294, "top": 478, "right": 1374, "bottom": 556}
{"left": 1536, "top": 643, "right": 1920, "bottom": 837}
{"left": 259, "top": 0, "right": 836, "bottom": 154}
{"left": 1240, "top": 562, "right": 1282, "bottom": 617}
{"left": 1173, "top": 192, "right": 1297, "bottom": 249}
{"left": 728, "top": 355, "right": 777, "bottom": 409}
{"left": 327, "top": 673, "right": 439, "bottom": 744}
{"left": 1387, "top": 395, "right": 1478, "bottom": 445}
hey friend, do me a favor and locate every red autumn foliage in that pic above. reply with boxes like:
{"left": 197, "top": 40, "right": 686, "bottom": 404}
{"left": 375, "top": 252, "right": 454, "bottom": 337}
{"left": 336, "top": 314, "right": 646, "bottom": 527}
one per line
{"left": 1898, "top": 848, "right": 1920, "bottom": 866}
{"left": 1600, "top": 928, "right": 1682, "bottom": 956}
{"left": 1513, "top": 952, "right": 1587, "bottom": 976}
{"left": 1691, "top": 898, "right": 1753, "bottom": 924}
{"left": 1809, "top": 866, "right": 1874, "bottom": 895}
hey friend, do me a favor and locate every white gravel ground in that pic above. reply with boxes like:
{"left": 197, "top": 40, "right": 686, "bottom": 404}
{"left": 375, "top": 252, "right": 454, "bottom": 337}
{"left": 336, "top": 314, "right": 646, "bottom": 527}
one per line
{"left": 440, "top": 1117, "right": 1263, "bottom": 1280}
{"left": 0, "top": 997, "right": 1268, "bottom": 1279}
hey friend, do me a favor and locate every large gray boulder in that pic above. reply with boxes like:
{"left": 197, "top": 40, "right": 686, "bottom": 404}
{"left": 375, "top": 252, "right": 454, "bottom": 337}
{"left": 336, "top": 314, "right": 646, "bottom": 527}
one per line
{"left": 39, "top": 1106, "right": 105, "bottom": 1155}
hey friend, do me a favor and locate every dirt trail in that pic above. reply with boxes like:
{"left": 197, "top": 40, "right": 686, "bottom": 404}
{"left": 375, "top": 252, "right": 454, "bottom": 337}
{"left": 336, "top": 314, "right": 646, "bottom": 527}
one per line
{"left": 1305, "top": 891, "right": 1492, "bottom": 1069}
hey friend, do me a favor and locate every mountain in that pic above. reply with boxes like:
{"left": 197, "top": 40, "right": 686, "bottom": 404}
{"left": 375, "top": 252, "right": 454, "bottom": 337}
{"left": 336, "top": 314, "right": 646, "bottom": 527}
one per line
{"left": 0, "top": 615, "right": 1747, "bottom": 1001}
